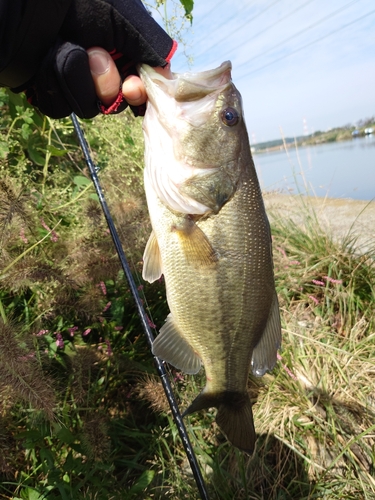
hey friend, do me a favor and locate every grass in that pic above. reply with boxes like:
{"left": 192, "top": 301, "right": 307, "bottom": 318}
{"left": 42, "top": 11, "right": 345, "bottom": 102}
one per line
{"left": 0, "top": 88, "right": 375, "bottom": 499}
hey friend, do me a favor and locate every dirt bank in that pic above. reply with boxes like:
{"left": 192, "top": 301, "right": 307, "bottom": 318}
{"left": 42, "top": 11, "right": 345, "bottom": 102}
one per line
{"left": 263, "top": 193, "right": 375, "bottom": 253}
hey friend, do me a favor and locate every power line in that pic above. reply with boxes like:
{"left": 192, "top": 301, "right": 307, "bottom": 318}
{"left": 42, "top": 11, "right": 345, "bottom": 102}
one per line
{"left": 218, "top": 0, "right": 317, "bottom": 59}
{"left": 193, "top": 0, "right": 283, "bottom": 59}
{"left": 235, "top": 0, "right": 361, "bottom": 71}
{"left": 236, "top": 7, "right": 375, "bottom": 80}
{"left": 191, "top": 1, "right": 257, "bottom": 45}
{"left": 190, "top": 2, "right": 229, "bottom": 31}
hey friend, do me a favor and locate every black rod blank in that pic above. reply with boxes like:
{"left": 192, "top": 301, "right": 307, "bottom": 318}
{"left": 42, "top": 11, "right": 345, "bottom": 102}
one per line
{"left": 71, "top": 113, "right": 209, "bottom": 500}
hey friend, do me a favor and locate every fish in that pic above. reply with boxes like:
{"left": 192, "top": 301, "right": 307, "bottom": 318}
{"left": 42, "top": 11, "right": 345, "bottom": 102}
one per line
{"left": 138, "top": 61, "right": 281, "bottom": 454}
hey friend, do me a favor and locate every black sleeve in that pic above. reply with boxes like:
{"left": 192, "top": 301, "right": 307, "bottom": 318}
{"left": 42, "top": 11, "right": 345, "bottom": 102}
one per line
{"left": 0, "top": 0, "right": 72, "bottom": 88}
{"left": 0, "top": 0, "right": 176, "bottom": 118}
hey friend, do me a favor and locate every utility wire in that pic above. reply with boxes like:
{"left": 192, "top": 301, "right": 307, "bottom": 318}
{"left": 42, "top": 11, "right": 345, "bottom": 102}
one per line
{"left": 218, "top": 0, "right": 317, "bottom": 59}
{"left": 235, "top": 0, "right": 361, "bottom": 71}
{"left": 189, "top": 12, "right": 248, "bottom": 53}
{"left": 236, "top": 7, "right": 375, "bottom": 79}
{"left": 71, "top": 113, "right": 210, "bottom": 500}
{"left": 193, "top": 0, "right": 283, "bottom": 59}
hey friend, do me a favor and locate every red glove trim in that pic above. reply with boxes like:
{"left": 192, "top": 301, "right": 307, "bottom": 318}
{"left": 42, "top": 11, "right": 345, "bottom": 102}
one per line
{"left": 99, "top": 89, "right": 125, "bottom": 114}
{"left": 108, "top": 49, "right": 124, "bottom": 62}
{"left": 165, "top": 40, "right": 178, "bottom": 63}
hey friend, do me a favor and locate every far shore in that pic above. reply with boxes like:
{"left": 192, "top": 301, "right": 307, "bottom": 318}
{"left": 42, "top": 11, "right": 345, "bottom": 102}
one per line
{"left": 252, "top": 121, "right": 375, "bottom": 154}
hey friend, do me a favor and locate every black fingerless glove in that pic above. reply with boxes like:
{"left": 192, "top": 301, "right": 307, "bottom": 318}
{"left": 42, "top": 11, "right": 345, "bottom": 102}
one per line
{"left": 0, "top": 0, "right": 176, "bottom": 118}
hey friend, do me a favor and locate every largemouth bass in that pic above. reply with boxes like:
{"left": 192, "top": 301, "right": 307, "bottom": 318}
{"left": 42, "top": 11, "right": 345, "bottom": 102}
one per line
{"left": 139, "top": 61, "right": 281, "bottom": 453}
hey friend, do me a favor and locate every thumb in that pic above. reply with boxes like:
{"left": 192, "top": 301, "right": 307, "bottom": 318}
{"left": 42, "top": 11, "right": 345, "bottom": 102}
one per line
{"left": 87, "top": 47, "right": 121, "bottom": 106}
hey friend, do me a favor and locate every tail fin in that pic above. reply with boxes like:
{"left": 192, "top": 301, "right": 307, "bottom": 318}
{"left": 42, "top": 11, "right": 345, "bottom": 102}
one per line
{"left": 216, "top": 393, "right": 256, "bottom": 454}
{"left": 183, "top": 390, "right": 256, "bottom": 454}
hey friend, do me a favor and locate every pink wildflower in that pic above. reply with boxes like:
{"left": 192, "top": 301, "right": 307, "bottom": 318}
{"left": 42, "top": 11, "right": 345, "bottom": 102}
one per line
{"left": 40, "top": 218, "right": 49, "bottom": 230}
{"left": 19, "top": 352, "right": 35, "bottom": 361}
{"left": 309, "top": 295, "right": 320, "bottom": 305}
{"left": 276, "top": 246, "right": 287, "bottom": 258}
{"left": 68, "top": 326, "right": 78, "bottom": 337}
{"left": 289, "top": 260, "right": 300, "bottom": 265}
{"left": 20, "top": 227, "right": 28, "bottom": 244}
{"left": 312, "top": 279, "right": 324, "bottom": 286}
{"left": 40, "top": 218, "right": 58, "bottom": 242}
{"left": 138, "top": 285, "right": 144, "bottom": 291}
{"left": 174, "top": 372, "right": 184, "bottom": 382}
{"left": 102, "top": 301, "right": 111, "bottom": 313}
{"left": 105, "top": 339, "right": 112, "bottom": 356}
{"left": 323, "top": 276, "right": 342, "bottom": 285}
{"left": 56, "top": 333, "right": 64, "bottom": 349}
{"left": 114, "top": 326, "right": 123, "bottom": 331}
{"left": 277, "top": 353, "right": 298, "bottom": 381}
{"left": 36, "top": 329, "right": 49, "bottom": 336}
{"left": 83, "top": 328, "right": 91, "bottom": 336}
{"left": 146, "top": 315, "right": 156, "bottom": 329}
{"left": 98, "top": 281, "right": 107, "bottom": 295}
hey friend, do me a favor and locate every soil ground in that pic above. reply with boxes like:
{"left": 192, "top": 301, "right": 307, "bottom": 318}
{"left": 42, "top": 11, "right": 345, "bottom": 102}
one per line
{"left": 263, "top": 193, "right": 375, "bottom": 253}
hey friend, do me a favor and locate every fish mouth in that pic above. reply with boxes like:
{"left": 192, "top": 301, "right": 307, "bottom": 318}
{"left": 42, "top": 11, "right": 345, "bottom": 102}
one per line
{"left": 138, "top": 61, "right": 233, "bottom": 103}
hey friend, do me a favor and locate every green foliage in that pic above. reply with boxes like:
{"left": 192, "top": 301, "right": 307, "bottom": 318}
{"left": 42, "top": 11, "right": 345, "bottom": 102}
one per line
{"left": 155, "top": 0, "right": 194, "bottom": 19}
{"left": 0, "top": 81, "right": 375, "bottom": 499}
{"left": 179, "top": 0, "right": 194, "bottom": 18}
{"left": 0, "top": 88, "right": 169, "bottom": 498}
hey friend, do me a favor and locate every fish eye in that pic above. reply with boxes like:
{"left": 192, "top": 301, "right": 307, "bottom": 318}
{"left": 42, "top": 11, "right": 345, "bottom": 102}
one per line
{"left": 221, "top": 107, "right": 239, "bottom": 127}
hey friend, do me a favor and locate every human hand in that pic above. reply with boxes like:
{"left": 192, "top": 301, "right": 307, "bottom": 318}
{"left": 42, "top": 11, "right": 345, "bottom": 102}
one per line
{"left": 88, "top": 47, "right": 173, "bottom": 108}
{"left": 87, "top": 47, "right": 147, "bottom": 109}
{"left": 15, "top": 0, "right": 176, "bottom": 118}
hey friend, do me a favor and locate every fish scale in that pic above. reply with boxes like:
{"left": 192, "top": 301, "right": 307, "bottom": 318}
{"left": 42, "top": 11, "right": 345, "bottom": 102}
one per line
{"left": 139, "top": 61, "right": 281, "bottom": 453}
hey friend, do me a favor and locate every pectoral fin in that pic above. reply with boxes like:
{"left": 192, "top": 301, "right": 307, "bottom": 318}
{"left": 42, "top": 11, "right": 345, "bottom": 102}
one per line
{"left": 251, "top": 292, "right": 282, "bottom": 377}
{"left": 142, "top": 231, "right": 163, "bottom": 283}
{"left": 172, "top": 217, "right": 218, "bottom": 266}
{"left": 152, "top": 314, "right": 202, "bottom": 374}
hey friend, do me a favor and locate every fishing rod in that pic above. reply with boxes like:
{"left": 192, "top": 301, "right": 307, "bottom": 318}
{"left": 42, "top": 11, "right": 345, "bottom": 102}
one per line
{"left": 71, "top": 113, "right": 209, "bottom": 500}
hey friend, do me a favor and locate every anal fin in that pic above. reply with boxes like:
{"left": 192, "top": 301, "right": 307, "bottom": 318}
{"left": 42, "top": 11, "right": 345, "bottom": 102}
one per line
{"left": 251, "top": 291, "right": 282, "bottom": 377}
{"left": 142, "top": 231, "right": 162, "bottom": 283}
{"left": 152, "top": 314, "right": 201, "bottom": 374}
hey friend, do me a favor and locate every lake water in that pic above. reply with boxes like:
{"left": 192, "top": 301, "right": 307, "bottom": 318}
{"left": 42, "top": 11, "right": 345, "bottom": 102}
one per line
{"left": 253, "top": 135, "right": 375, "bottom": 201}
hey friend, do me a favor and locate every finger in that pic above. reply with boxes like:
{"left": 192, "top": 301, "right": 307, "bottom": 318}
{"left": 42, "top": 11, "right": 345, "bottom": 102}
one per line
{"left": 87, "top": 47, "right": 121, "bottom": 106}
{"left": 122, "top": 75, "right": 147, "bottom": 107}
{"left": 122, "top": 64, "right": 173, "bottom": 107}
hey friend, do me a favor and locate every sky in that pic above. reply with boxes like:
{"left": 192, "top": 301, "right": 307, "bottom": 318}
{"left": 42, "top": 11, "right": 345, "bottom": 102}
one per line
{"left": 155, "top": 0, "right": 375, "bottom": 143}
